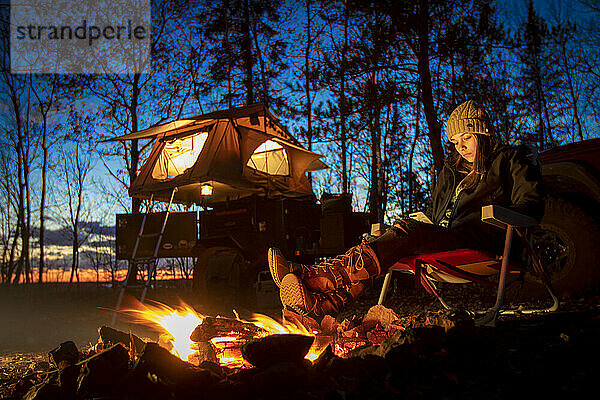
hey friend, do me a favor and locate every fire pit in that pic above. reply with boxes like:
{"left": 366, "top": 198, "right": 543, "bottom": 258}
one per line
{"left": 2, "top": 297, "right": 600, "bottom": 400}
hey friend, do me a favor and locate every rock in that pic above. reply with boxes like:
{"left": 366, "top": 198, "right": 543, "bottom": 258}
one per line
{"left": 313, "top": 344, "right": 336, "bottom": 370}
{"left": 22, "top": 382, "right": 61, "bottom": 400}
{"left": 48, "top": 341, "right": 79, "bottom": 369}
{"left": 76, "top": 343, "right": 129, "bottom": 398}
{"left": 241, "top": 334, "right": 314, "bottom": 368}
{"left": 251, "top": 361, "right": 308, "bottom": 393}
{"left": 408, "top": 326, "right": 446, "bottom": 354}
{"left": 362, "top": 305, "right": 399, "bottom": 330}
{"left": 320, "top": 315, "right": 339, "bottom": 334}
{"left": 134, "top": 342, "right": 219, "bottom": 398}
{"left": 58, "top": 364, "right": 80, "bottom": 398}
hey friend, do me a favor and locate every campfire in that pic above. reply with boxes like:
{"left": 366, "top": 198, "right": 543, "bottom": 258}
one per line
{"left": 119, "top": 301, "right": 324, "bottom": 368}
{"left": 5, "top": 295, "right": 535, "bottom": 400}
{"left": 112, "top": 298, "right": 412, "bottom": 368}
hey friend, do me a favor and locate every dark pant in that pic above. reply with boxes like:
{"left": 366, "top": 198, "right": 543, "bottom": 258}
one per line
{"left": 368, "top": 219, "right": 477, "bottom": 274}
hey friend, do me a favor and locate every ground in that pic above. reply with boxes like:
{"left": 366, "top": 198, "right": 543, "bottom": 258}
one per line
{"left": 1, "top": 278, "right": 599, "bottom": 398}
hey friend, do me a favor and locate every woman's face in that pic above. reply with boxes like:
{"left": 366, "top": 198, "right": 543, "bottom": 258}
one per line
{"left": 450, "top": 133, "right": 477, "bottom": 163}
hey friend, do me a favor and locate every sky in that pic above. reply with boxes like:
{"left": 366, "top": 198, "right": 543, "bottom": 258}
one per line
{"left": 4, "top": 0, "right": 600, "bottom": 281}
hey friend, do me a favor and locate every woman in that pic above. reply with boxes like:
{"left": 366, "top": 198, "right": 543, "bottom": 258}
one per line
{"left": 268, "top": 100, "right": 545, "bottom": 318}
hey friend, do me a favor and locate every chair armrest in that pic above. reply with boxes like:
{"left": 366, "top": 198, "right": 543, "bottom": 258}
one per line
{"left": 481, "top": 205, "right": 538, "bottom": 229}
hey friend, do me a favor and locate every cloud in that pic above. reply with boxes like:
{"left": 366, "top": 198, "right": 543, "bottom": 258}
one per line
{"left": 31, "top": 220, "right": 115, "bottom": 246}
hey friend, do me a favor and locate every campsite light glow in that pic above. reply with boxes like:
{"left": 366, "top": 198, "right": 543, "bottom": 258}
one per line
{"left": 200, "top": 183, "right": 213, "bottom": 196}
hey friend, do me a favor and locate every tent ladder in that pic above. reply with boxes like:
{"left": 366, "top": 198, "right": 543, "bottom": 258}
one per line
{"left": 111, "top": 188, "right": 178, "bottom": 325}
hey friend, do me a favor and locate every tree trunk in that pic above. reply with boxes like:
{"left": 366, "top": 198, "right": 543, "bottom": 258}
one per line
{"left": 305, "top": 0, "right": 313, "bottom": 183}
{"left": 409, "top": 94, "right": 421, "bottom": 212}
{"left": 251, "top": 12, "right": 268, "bottom": 106}
{"left": 69, "top": 228, "right": 78, "bottom": 284}
{"left": 340, "top": 0, "right": 349, "bottom": 194}
{"left": 368, "top": 75, "right": 384, "bottom": 224}
{"left": 39, "top": 133, "right": 48, "bottom": 283}
{"left": 127, "top": 73, "right": 142, "bottom": 285}
{"left": 242, "top": 0, "right": 254, "bottom": 105}
{"left": 23, "top": 133, "right": 31, "bottom": 283}
{"left": 416, "top": 0, "right": 444, "bottom": 176}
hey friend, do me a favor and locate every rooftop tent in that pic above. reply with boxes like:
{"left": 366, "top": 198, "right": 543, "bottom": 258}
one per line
{"left": 105, "top": 103, "right": 328, "bottom": 205}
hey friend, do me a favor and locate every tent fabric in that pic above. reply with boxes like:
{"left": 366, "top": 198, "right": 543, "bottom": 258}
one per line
{"left": 117, "top": 104, "right": 327, "bottom": 205}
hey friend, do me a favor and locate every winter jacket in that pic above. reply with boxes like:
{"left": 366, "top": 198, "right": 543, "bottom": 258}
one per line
{"left": 426, "top": 145, "right": 545, "bottom": 254}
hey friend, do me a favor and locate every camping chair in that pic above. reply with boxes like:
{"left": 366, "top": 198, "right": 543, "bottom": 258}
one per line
{"left": 377, "top": 205, "right": 560, "bottom": 326}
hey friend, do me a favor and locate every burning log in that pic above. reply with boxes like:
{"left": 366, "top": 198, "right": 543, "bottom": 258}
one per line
{"left": 190, "top": 316, "right": 267, "bottom": 342}
{"left": 188, "top": 341, "right": 218, "bottom": 365}
{"left": 241, "top": 334, "right": 314, "bottom": 368}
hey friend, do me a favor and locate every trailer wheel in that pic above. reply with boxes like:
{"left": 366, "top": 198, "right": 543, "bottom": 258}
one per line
{"left": 530, "top": 197, "right": 600, "bottom": 296}
{"left": 193, "top": 246, "right": 242, "bottom": 303}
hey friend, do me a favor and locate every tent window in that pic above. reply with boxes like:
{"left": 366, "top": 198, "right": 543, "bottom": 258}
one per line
{"left": 247, "top": 140, "right": 289, "bottom": 176}
{"left": 152, "top": 132, "right": 209, "bottom": 179}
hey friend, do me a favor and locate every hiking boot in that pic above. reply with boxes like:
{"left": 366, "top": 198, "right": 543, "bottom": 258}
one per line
{"left": 302, "top": 243, "right": 381, "bottom": 293}
{"left": 268, "top": 247, "right": 305, "bottom": 287}
{"left": 279, "top": 274, "right": 350, "bottom": 318}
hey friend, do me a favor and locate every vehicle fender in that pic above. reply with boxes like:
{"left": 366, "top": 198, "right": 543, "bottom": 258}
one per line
{"left": 542, "top": 162, "right": 600, "bottom": 205}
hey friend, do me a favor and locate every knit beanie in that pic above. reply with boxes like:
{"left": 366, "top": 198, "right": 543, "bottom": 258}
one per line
{"left": 446, "top": 100, "right": 491, "bottom": 140}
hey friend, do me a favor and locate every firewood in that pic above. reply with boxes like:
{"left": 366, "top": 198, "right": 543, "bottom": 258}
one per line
{"left": 48, "top": 341, "right": 78, "bottom": 369}
{"left": 98, "top": 325, "right": 146, "bottom": 352}
{"left": 189, "top": 316, "right": 266, "bottom": 342}
{"left": 188, "top": 341, "right": 218, "bottom": 365}
{"left": 241, "top": 334, "right": 314, "bottom": 368}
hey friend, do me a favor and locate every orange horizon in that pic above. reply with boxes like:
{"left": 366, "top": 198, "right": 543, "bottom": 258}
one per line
{"left": 7, "top": 268, "right": 192, "bottom": 284}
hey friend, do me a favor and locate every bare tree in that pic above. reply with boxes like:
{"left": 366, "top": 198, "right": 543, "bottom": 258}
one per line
{"left": 52, "top": 109, "right": 95, "bottom": 284}
{"left": 30, "top": 75, "right": 62, "bottom": 282}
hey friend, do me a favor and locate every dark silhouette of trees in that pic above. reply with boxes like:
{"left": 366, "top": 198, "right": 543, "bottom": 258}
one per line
{"left": 200, "top": 0, "right": 288, "bottom": 107}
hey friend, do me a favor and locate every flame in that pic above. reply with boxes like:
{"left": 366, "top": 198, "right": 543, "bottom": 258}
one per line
{"left": 124, "top": 301, "right": 325, "bottom": 368}
{"left": 124, "top": 301, "right": 204, "bottom": 361}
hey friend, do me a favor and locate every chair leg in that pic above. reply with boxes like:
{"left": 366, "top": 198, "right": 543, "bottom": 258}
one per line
{"left": 378, "top": 271, "right": 393, "bottom": 305}
{"left": 477, "top": 226, "right": 514, "bottom": 326}
{"left": 517, "top": 228, "right": 560, "bottom": 313}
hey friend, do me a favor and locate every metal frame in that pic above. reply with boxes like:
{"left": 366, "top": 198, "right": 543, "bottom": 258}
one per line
{"left": 378, "top": 205, "right": 560, "bottom": 326}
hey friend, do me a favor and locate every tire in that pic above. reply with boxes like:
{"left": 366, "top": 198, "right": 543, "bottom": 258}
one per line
{"left": 530, "top": 197, "right": 600, "bottom": 296}
{"left": 193, "top": 246, "right": 243, "bottom": 303}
